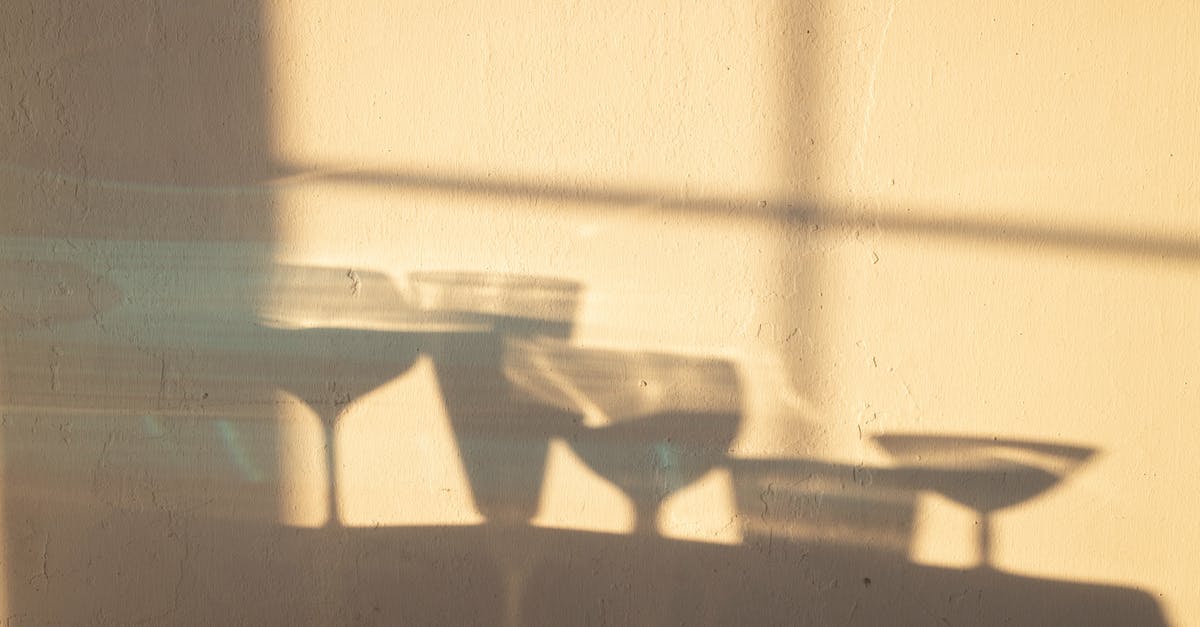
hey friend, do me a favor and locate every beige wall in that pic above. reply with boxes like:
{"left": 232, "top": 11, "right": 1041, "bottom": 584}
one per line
{"left": 1, "top": 1, "right": 1196, "bottom": 624}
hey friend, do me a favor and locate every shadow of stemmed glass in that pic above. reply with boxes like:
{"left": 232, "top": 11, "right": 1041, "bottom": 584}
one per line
{"left": 0, "top": 255, "right": 504, "bottom": 527}
{"left": 503, "top": 337, "right": 743, "bottom": 535}
{"left": 404, "top": 271, "right": 586, "bottom": 627}
{"left": 0, "top": 256, "right": 1172, "bottom": 626}
{"left": 3, "top": 262, "right": 589, "bottom": 532}
{"left": 871, "top": 434, "right": 1096, "bottom": 569}
{"left": 496, "top": 336, "right": 742, "bottom": 627}
{"left": 406, "top": 272, "right": 745, "bottom": 625}
{"left": 407, "top": 272, "right": 584, "bottom": 524}
{"left": 728, "top": 435, "right": 1095, "bottom": 571}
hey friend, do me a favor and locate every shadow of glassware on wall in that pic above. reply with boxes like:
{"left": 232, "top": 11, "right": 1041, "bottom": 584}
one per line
{"left": 504, "top": 337, "right": 741, "bottom": 535}
{"left": 482, "top": 353, "right": 1159, "bottom": 626}
{"left": 2, "top": 260, "right": 605, "bottom": 626}
{"left": 0, "top": 250, "right": 435, "bottom": 524}
{"left": 1, "top": 253, "right": 740, "bottom": 537}
{"left": 254, "top": 267, "right": 494, "bottom": 527}
{"left": 406, "top": 272, "right": 590, "bottom": 627}
{"left": 0, "top": 248, "right": 1172, "bottom": 625}
{"left": 409, "top": 272, "right": 583, "bottom": 525}
{"left": 404, "top": 271, "right": 745, "bottom": 533}
{"left": 407, "top": 271, "right": 747, "bottom": 626}
{"left": 728, "top": 435, "right": 1095, "bottom": 568}
{"left": 506, "top": 345, "right": 740, "bottom": 627}
{"left": 872, "top": 434, "right": 1095, "bottom": 568}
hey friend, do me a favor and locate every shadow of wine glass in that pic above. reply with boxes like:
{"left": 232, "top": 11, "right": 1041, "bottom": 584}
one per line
{"left": 727, "top": 434, "right": 1096, "bottom": 568}
{"left": 408, "top": 272, "right": 585, "bottom": 524}
{"left": 871, "top": 434, "right": 1096, "bottom": 568}
{"left": 0, "top": 257, "right": 454, "bottom": 527}
{"left": 406, "top": 271, "right": 587, "bottom": 627}
{"left": 503, "top": 337, "right": 743, "bottom": 535}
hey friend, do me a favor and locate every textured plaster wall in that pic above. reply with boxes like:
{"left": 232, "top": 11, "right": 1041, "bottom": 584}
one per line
{"left": 783, "top": 3, "right": 1200, "bottom": 617}
{"left": 1, "top": 1, "right": 1197, "bottom": 625}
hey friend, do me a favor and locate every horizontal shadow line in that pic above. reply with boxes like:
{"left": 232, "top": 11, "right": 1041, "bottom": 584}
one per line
{"left": 8, "top": 159, "right": 1199, "bottom": 262}
{"left": 313, "top": 165, "right": 1200, "bottom": 263}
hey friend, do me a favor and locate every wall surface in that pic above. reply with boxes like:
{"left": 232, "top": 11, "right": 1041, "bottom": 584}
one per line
{"left": 1, "top": 1, "right": 1195, "bottom": 625}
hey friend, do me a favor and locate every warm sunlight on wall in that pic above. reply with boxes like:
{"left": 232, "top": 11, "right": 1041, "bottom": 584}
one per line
{"left": 264, "top": 1, "right": 789, "bottom": 541}
{"left": 258, "top": 1, "right": 1197, "bottom": 623}
{"left": 772, "top": 2, "right": 1200, "bottom": 624}
{"left": 268, "top": 3, "right": 777, "bottom": 200}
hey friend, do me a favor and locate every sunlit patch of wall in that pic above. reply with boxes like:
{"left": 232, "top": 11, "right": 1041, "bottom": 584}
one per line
{"left": 264, "top": 1, "right": 791, "bottom": 540}
{"left": 333, "top": 358, "right": 487, "bottom": 528}
{"left": 769, "top": 1, "right": 1200, "bottom": 622}
{"left": 0, "top": 0, "right": 1192, "bottom": 623}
